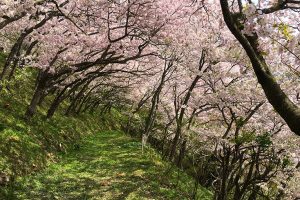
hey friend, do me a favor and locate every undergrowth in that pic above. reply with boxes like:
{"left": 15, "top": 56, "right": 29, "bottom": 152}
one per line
{"left": 0, "top": 53, "right": 212, "bottom": 199}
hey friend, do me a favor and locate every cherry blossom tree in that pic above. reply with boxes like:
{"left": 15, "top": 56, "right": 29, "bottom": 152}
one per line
{"left": 0, "top": 0, "right": 299, "bottom": 198}
{"left": 219, "top": 0, "right": 300, "bottom": 136}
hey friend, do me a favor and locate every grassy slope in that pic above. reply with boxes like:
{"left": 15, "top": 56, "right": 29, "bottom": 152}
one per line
{"left": 0, "top": 68, "right": 102, "bottom": 176}
{"left": 14, "top": 131, "right": 212, "bottom": 200}
{"left": 0, "top": 53, "right": 212, "bottom": 199}
{"left": 0, "top": 53, "right": 107, "bottom": 198}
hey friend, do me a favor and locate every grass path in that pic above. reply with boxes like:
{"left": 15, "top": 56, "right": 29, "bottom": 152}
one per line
{"left": 11, "top": 131, "right": 212, "bottom": 200}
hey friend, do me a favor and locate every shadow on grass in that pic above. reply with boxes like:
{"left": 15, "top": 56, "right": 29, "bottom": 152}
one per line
{"left": 11, "top": 131, "right": 212, "bottom": 200}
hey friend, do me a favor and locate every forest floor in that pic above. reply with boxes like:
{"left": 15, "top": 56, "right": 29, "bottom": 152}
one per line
{"left": 0, "top": 54, "right": 212, "bottom": 200}
{"left": 9, "top": 131, "right": 212, "bottom": 200}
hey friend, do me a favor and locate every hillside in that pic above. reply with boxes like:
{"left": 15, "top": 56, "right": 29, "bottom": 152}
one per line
{"left": 0, "top": 53, "right": 212, "bottom": 199}
{"left": 1, "top": 1, "right": 300, "bottom": 199}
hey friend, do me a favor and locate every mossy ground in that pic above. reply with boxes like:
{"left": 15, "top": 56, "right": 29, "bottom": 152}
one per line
{"left": 10, "top": 131, "right": 212, "bottom": 200}
{"left": 0, "top": 53, "right": 212, "bottom": 199}
{"left": 0, "top": 68, "right": 102, "bottom": 178}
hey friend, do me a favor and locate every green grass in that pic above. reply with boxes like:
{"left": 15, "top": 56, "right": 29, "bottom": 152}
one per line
{"left": 0, "top": 59, "right": 106, "bottom": 197}
{"left": 0, "top": 75, "right": 103, "bottom": 176}
{"left": 0, "top": 53, "right": 212, "bottom": 199}
{"left": 11, "top": 131, "right": 212, "bottom": 200}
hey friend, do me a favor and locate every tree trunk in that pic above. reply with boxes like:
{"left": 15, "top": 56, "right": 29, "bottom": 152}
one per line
{"left": 1, "top": 14, "right": 54, "bottom": 81}
{"left": 0, "top": 35, "right": 23, "bottom": 81}
{"left": 177, "top": 139, "right": 187, "bottom": 168}
{"left": 169, "top": 125, "right": 181, "bottom": 160}
{"left": 0, "top": 12, "right": 26, "bottom": 30}
{"left": 76, "top": 96, "right": 91, "bottom": 114}
{"left": 169, "top": 76, "right": 201, "bottom": 160}
{"left": 25, "top": 72, "right": 49, "bottom": 118}
{"left": 46, "top": 96, "right": 62, "bottom": 118}
{"left": 65, "top": 83, "right": 89, "bottom": 115}
{"left": 169, "top": 51, "right": 206, "bottom": 160}
{"left": 220, "top": 0, "right": 300, "bottom": 136}
{"left": 46, "top": 77, "right": 90, "bottom": 118}
{"left": 143, "top": 60, "right": 172, "bottom": 142}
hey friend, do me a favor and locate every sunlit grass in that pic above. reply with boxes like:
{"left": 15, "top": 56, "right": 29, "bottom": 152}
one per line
{"left": 13, "top": 131, "right": 212, "bottom": 200}
{"left": 0, "top": 55, "right": 212, "bottom": 199}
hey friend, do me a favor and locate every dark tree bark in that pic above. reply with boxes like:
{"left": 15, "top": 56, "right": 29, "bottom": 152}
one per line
{"left": 46, "top": 77, "right": 88, "bottom": 118}
{"left": 75, "top": 83, "right": 103, "bottom": 114}
{"left": 0, "top": 13, "right": 57, "bottom": 81}
{"left": 25, "top": 47, "right": 68, "bottom": 118}
{"left": 220, "top": 0, "right": 300, "bottom": 136}
{"left": 65, "top": 81, "right": 91, "bottom": 115}
{"left": 25, "top": 72, "right": 49, "bottom": 118}
{"left": 0, "top": 12, "right": 27, "bottom": 30}
{"left": 76, "top": 96, "right": 91, "bottom": 114}
{"left": 125, "top": 89, "right": 153, "bottom": 134}
{"left": 8, "top": 40, "right": 38, "bottom": 80}
{"left": 169, "top": 50, "right": 207, "bottom": 160}
{"left": 143, "top": 59, "right": 174, "bottom": 143}
{"left": 177, "top": 139, "right": 187, "bottom": 168}
{"left": 89, "top": 99, "right": 102, "bottom": 113}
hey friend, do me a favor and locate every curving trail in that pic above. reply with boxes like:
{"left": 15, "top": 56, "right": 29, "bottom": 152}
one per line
{"left": 13, "top": 131, "right": 212, "bottom": 200}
